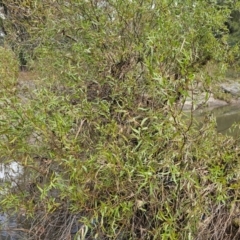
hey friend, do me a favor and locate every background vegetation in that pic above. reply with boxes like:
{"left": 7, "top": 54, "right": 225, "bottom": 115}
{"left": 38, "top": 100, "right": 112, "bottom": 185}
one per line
{"left": 0, "top": 0, "right": 240, "bottom": 239}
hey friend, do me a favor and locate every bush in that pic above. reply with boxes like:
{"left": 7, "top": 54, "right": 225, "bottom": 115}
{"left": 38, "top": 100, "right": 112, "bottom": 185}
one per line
{"left": 0, "top": 1, "right": 240, "bottom": 239}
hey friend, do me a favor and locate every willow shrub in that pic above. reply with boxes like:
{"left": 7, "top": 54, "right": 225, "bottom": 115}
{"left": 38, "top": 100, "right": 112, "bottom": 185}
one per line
{"left": 1, "top": 1, "right": 240, "bottom": 239}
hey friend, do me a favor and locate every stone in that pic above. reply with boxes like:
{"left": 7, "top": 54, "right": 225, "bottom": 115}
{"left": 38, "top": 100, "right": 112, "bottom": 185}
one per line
{"left": 182, "top": 92, "right": 228, "bottom": 110}
{"left": 220, "top": 82, "right": 240, "bottom": 96}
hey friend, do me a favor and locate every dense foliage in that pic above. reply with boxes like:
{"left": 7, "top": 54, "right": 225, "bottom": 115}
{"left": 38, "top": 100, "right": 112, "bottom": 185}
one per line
{"left": 0, "top": 1, "right": 240, "bottom": 239}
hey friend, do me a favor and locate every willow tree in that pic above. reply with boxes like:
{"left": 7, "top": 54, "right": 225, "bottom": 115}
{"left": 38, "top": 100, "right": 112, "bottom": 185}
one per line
{"left": 0, "top": 1, "right": 240, "bottom": 239}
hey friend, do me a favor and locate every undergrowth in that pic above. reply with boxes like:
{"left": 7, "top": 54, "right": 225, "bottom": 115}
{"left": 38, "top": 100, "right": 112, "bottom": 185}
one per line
{"left": 0, "top": 1, "right": 240, "bottom": 239}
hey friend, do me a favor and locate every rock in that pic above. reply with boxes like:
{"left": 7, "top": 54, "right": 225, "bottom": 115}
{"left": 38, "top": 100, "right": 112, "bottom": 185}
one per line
{"left": 220, "top": 82, "right": 240, "bottom": 96}
{"left": 230, "top": 98, "right": 240, "bottom": 104}
{"left": 182, "top": 92, "right": 228, "bottom": 110}
{"left": 206, "top": 95, "right": 228, "bottom": 108}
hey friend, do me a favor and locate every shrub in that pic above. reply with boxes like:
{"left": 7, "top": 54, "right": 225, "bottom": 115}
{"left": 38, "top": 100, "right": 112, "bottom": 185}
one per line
{"left": 0, "top": 1, "right": 240, "bottom": 239}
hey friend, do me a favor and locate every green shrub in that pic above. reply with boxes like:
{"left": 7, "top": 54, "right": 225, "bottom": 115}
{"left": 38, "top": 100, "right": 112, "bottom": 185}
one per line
{"left": 0, "top": 1, "right": 240, "bottom": 239}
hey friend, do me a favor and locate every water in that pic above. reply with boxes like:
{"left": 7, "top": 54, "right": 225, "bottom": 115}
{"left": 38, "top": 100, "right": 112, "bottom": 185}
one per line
{"left": 214, "top": 105, "right": 240, "bottom": 136}
{"left": 0, "top": 162, "right": 23, "bottom": 240}
{"left": 0, "top": 214, "right": 18, "bottom": 240}
{"left": 190, "top": 104, "right": 240, "bottom": 137}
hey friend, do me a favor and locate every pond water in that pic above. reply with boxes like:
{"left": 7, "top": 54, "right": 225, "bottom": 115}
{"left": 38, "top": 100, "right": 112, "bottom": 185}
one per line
{"left": 0, "top": 162, "right": 24, "bottom": 240}
{"left": 192, "top": 104, "right": 240, "bottom": 138}
{"left": 0, "top": 214, "right": 19, "bottom": 240}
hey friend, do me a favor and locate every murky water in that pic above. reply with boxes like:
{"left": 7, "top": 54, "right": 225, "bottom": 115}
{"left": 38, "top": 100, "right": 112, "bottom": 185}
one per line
{"left": 0, "top": 162, "right": 23, "bottom": 240}
{"left": 192, "top": 104, "right": 240, "bottom": 138}
{"left": 0, "top": 214, "right": 18, "bottom": 240}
